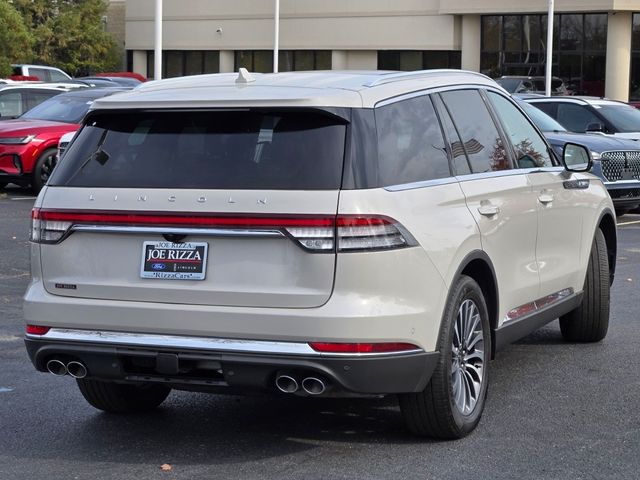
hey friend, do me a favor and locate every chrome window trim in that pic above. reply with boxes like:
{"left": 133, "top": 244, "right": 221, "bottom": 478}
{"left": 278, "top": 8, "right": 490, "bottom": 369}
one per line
{"left": 455, "top": 166, "right": 563, "bottom": 183}
{"left": 374, "top": 83, "right": 507, "bottom": 109}
{"left": 384, "top": 176, "right": 458, "bottom": 192}
{"left": 27, "top": 328, "right": 425, "bottom": 358}
{"left": 70, "top": 225, "right": 285, "bottom": 238}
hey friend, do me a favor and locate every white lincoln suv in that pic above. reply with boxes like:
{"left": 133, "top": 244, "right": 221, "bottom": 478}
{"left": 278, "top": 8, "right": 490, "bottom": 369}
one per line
{"left": 24, "top": 70, "right": 616, "bottom": 439}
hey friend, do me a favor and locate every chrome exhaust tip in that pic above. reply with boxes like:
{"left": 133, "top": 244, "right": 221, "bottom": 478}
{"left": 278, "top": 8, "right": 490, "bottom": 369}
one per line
{"left": 301, "top": 377, "right": 326, "bottom": 395}
{"left": 46, "top": 359, "right": 67, "bottom": 376}
{"left": 66, "top": 361, "right": 87, "bottom": 379}
{"left": 275, "top": 375, "right": 299, "bottom": 393}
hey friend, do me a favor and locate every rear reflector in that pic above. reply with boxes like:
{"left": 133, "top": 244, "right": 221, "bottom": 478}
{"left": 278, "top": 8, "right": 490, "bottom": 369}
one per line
{"left": 308, "top": 342, "right": 421, "bottom": 354}
{"left": 26, "top": 325, "right": 51, "bottom": 335}
{"left": 30, "top": 209, "right": 417, "bottom": 252}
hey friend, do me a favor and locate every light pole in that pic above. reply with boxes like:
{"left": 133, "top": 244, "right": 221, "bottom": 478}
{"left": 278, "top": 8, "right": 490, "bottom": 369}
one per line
{"left": 154, "top": 0, "right": 163, "bottom": 80}
{"left": 545, "top": 0, "right": 554, "bottom": 96}
{"left": 273, "top": 0, "right": 280, "bottom": 73}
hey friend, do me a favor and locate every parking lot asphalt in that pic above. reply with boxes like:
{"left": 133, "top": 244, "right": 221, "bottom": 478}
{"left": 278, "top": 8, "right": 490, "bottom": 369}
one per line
{"left": 0, "top": 185, "right": 639, "bottom": 480}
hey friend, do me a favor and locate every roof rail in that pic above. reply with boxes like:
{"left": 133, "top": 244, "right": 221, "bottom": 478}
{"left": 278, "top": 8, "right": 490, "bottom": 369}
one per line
{"left": 364, "top": 69, "right": 493, "bottom": 87}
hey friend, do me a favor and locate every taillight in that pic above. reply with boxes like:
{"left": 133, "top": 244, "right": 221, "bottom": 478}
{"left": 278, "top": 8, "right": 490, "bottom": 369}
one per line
{"left": 26, "top": 325, "right": 51, "bottom": 335}
{"left": 335, "top": 216, "right": 417, "bottom": 252}
{"left": 30, "top": 209, "right": 417, "bottom": 252}
{"left": 30, "top": 208, "right": 73, "bottom": 244}
{"left": 308, "top": 342, "right": 421, "bottom": 354}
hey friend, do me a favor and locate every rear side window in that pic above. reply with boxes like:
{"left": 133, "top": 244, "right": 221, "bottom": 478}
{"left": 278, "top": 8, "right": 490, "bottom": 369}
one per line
{"left": 0, "top": 91, "right": 23, "bottom": 117}
{"left": 439, "top": 90, "right": 510, "bottom": 173}
{"left": 49, "top": 70, "right": 69, "bottom": 82}
{"left": 25, "top": 91, "right": 59, "bottom": 111}
{"left": 432, "top": 94, "right": 471, "bottom": 176}
{"left": 50, "top": 110, "right": 347, "bottom": 190}
{"left": 375, "top": 95, "right": 451, "bottom": 186}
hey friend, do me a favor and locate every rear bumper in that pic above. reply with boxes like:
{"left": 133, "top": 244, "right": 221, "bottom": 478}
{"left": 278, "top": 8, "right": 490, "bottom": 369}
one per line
{"left": 25, "top": 329, "right": 439, "bottom": 395}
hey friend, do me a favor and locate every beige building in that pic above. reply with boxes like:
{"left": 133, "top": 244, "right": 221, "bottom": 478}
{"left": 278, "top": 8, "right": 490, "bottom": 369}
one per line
{"left": 125, "top": 0, "right": 640, "bottom": 101}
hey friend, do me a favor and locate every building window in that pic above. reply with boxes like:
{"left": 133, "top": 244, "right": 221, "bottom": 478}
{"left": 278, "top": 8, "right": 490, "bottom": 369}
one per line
{"left": 235, "top": 50, "right": 331, "bottom": 73}
{"left": 377, "top": 51, "right": 462, "bottom": 71}
{"left": 277, "top": 50, "right": 332, "bottom": 72}
{"left": 631, "top": 14, "right": 640, "bottom": 101}
{"left": 480, "top": 13, "right": 607, "bottom": 96}
{"left": 146, "top": 50, "right": 220, "bottom": 79}
{"left": 235, "top": 51, "right": 273, "bottom": 73}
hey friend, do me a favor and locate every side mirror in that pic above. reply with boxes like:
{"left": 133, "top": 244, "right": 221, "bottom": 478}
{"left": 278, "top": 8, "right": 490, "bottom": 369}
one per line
{"left": 562, "top": 143, "right": 593, "bottom": 172}
{"left": 585, "top": 122, "right": 605, "bottom": 133}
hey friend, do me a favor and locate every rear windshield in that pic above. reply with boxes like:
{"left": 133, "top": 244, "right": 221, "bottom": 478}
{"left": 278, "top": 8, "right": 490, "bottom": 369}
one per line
{"left": 49, "top": 110, "right": 347, "bottom": 190}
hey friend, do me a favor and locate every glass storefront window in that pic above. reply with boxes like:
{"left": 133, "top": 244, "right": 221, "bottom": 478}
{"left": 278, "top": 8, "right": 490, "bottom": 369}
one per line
{"left": 504, "top": 16, "right": 522, "bottom": 51}
{"left": 630, "top": 14, "right": 640, "bottom": 101}
{"left": 559, "top": 14, "right": 583, "bottom": 51}
{"left": 482, "top": 16, "right": 501, "bottom": 51}
{"left": 481, "top": 13, "right": 607, "bottom": 97}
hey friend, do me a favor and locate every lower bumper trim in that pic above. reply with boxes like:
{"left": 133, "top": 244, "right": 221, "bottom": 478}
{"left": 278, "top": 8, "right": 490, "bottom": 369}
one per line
{"left": 25, "top": 336, "right": 439, "bottom": 395}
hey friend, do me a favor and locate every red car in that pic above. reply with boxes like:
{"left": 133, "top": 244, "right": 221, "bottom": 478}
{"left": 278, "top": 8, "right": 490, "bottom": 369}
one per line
{"left": 0, "top": 88, "right": 128, "bottom": 191}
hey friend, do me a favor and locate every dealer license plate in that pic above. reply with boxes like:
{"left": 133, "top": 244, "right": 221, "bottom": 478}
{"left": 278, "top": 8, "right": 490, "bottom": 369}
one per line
{"left": 140, "top": 241, "right": 208, "bottom": 280}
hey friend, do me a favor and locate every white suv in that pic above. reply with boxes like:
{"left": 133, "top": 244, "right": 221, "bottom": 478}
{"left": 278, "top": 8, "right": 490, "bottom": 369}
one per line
{"left": 24, "top": 70, "right": 616, "bottom": 439}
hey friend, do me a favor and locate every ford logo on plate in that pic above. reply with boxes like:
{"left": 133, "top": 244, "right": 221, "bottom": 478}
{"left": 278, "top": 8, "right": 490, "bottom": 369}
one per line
{"left": 152, "top": 263, "right": 166, "bottom": 271}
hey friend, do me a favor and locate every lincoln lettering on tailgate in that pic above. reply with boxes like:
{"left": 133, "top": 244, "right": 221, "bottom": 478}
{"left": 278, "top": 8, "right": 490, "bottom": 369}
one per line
{"left": 140, "top": 241, "right": 208, "bottom": 280}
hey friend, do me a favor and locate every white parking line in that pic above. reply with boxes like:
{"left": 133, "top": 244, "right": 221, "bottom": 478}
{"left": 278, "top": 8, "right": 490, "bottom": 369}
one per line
{"left": 10, "top": 197, "right": 36, "bottom": 201}
{"left": 618, "top": 220, "right": 640, "bottom": 226}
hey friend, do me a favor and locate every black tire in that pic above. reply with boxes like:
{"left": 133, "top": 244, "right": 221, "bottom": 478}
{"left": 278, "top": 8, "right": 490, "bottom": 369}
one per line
{"left": 31, "top": 148, "right": 58, "bottom": 193}
{"left": 76, "top": 378, "right": 171, "bottom": 413}
{"left": 399, "top": 275, "right": 491, "bottom": 439}
{"left": 559, "top": 229, "right": 610, "bottom": 342}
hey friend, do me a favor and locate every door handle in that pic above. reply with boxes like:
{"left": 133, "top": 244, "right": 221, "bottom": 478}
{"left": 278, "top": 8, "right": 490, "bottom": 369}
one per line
{"left": 478, "top": 203, "right": 500, "bottom": 217}
{"left": 538, "top": 192, "right": 554, "bottom": 204}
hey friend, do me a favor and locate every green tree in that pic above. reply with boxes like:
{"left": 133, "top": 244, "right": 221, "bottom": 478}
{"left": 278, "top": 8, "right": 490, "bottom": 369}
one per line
{"left": 13, "top": 0, "right": 120, "bottom": 76}
{"left": 0, "top": 0, "right": 34, "bottom": 77}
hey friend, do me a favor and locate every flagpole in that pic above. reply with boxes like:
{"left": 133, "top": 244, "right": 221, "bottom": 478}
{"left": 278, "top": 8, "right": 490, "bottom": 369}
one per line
{"left": 545, "top": 0, "right": 554, "bottom": 96}
{"left": 273, "top": 0, "right": 280, "bottom": 73}
{"left": 154, "top": 0, "right": 163, "bottom": 80}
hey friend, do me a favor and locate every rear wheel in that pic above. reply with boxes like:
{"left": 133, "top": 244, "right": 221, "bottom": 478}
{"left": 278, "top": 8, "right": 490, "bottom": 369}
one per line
{"left": 399, "top": 275, "right": 490, "bottom": 439}
{"left": 559, "top": 229, "right": 610, "bottom": 342}
{"left": 31, "top": 148, "right": 58, "bottom": 192}
{"left": 76, "top": 378, "right": 171, "bottom": 413}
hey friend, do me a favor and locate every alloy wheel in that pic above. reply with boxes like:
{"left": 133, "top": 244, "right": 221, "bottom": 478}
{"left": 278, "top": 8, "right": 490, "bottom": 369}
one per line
{"left": 451, "top": 299, "right": 485, "bottom": 415}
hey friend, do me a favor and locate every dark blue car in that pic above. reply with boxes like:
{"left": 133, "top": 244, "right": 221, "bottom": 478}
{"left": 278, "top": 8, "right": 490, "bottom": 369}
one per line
{"left": 517, "top": 99, "right": 640, "bottom": 214}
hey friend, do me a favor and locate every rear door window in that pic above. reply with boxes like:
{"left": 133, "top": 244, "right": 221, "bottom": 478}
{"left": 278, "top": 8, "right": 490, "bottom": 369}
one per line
{"left": 50, "top": 110, "right": 347, "bottom": 190}
{"left": 29, "top": 68, "right": 51, "bottom": 82}
{"left": 439, "top": 90, "right": 510, "bottom": 173}
{"left": 556, "top": 103, "right": 602, "bottom": 132}
{"left": 375, "top": 95, "right": 451, "bottom": 186}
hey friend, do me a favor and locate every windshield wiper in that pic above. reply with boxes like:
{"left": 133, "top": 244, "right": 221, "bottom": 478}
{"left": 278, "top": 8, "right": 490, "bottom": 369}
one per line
{"left": 65, "top": 129, "right": 110, "bottom": 183}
